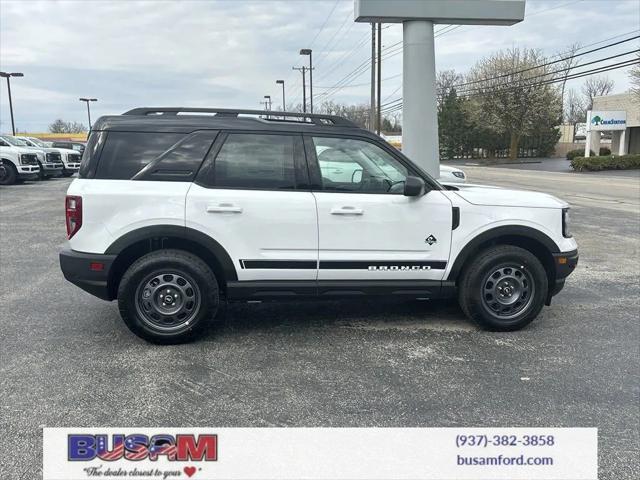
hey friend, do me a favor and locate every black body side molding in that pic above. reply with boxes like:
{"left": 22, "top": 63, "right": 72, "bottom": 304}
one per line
{"left": 104, "top": 225, "right": 238, "bottom": 281}
{"left": 446, "top": 225, "right": 560, "bottom": 281}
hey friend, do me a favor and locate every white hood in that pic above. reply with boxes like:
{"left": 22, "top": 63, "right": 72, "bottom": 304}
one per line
{"left": 450, "top": 184, "right": 568, "bottom": 209}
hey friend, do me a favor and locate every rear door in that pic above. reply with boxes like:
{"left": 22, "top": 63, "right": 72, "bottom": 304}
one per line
{"left": 186, "top": 132, "right": 318, "bottom": 281}
{"left": 306, "top": 134, "right": 453, "bottom": 281}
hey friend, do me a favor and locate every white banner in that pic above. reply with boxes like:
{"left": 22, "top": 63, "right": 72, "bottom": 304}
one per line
{"left": 43, "top": 427, "right": 597, "bottom": 480}
{"left": 587, "top": 110, "right": 627, "bottom": 131}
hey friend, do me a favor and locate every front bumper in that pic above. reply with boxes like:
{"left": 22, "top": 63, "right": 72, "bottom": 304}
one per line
{"left": 41, "top": 163, "right": 64, "bottom": 176}
{"left": 547, "top": 249, "right": 579, "bottom": 303}
{"left": 59, "top": 247, "right": 116, "bottom": 301}
{"left": 16, "top": 165, "right": 40, "bottom": 180}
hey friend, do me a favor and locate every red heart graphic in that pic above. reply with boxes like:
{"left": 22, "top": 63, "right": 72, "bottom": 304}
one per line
{"left": 183, "top": 466, "right": 197, "bottom": 478}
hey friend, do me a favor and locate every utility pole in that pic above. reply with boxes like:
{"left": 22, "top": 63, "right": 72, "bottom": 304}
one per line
{"left": 370, "top": 23, "right": 376, "bottom": 132}
{"left": 79, "top": 98, "right": 98, "bottom": 129}
{"left": 276, "top": 80, "right": 285, "bottom": 111}
{"left": 300, "top": 49, "right": 314, "bottom": 113}
{"left": 0, "top": 72, "right": 24, "bottom": 136}
{"left": 292, "top": 66, "right": 308, "bottom": 113}
{"left": 376, "top": 23, "right": 382, "bottom": 135}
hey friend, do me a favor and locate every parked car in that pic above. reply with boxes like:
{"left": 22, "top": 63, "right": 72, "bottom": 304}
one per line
{"left": 50, "top": 141, "right": 86, "bottom": 157}
{"left": 4, "top": 135, "right": 62, "bottom": 179}
{"left": 0, "top": 136, "right": 40, "bottom": 185}
{"left": 60, "top": 107, "right": 578, "bottom": 343}
{"left": 439, "top": 164, "right": 466, "bottom": 183}
{"left": 17, "top": 136, "right": 80, "bottom": 177}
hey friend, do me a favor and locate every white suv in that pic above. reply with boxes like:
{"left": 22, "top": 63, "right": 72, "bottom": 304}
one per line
{"left": 59, "top": 108, "right": 578, "bottom": 343}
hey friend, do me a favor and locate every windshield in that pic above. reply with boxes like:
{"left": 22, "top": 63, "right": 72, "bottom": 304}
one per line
{"left": 2, "top": 136, "right": 29, "bottom": 147}
{"left": 27, "top": 137, "right": 46, "bottom": 147}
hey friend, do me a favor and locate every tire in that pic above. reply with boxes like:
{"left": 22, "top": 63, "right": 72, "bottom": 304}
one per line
{"left": 0, "top": 161, "right": 17, "bottom": 185}
{"left": 37, "top": 161, "right": 47, "bottom": 180}
{"left": 458, "top": 245, "right": 548, "bottom": 331}
{"left": 117, "top": 249, "right": 220, "bottom": 344}
{"left": 62, "top": 169, "right": 74, "bottom": 178}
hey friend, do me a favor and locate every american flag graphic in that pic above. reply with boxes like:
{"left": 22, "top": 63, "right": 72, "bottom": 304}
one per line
{"left": 96, "top": 435, "right": 124, "bottom": 461}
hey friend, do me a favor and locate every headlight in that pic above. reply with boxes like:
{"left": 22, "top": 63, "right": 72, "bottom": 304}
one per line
{"left": 562, "top": 208, "right": 572, "bottom": 238}
{"left": 452, "top": 171, "right": 465, "bottom": 179}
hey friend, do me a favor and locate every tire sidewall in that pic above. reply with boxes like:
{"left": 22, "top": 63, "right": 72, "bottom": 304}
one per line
{"left": 118, "top": 252, "right": 219, "bottom": 343}
{"left": 0, "top": 161, "right": 17, "bottom": 185}
{"left": 461, "top": 247, "right": 548, "bottom": 331}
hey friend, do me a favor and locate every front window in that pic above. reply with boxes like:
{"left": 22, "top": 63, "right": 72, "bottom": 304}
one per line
{"left": 312, "top": 136, "right": 409, "bottom": 194}
{"left": 27, "top": 137, "right": 46, "bottom": 147}
{"left": 2, "top": 136, "right": 29, "bottom": 147}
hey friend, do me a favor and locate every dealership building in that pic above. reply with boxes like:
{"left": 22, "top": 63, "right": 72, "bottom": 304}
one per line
{"left": 585, "top": 92, "right": 640, "bottom": 156}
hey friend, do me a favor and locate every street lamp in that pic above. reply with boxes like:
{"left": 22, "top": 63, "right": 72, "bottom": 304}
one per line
{"left": 263, "top": 95, "right": 272, "bottom": 111}
{"left": 0, "top": 72, "right": 24, "bottom": 136}
{"left": 276, "top": 80, "right": 285, "bottom": 111}
{"left": 79, "top": 98, "right": 98, "bottom": 129}
{"left": 299, "top": 49, "right": 313, "bottom": 113}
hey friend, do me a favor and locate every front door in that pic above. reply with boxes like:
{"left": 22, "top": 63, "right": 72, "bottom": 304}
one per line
{"left": 307, "top": 135, "right": 453, "bottom": 281}
{"left": 186, "top": 132, "right": 318, "bottom": 281}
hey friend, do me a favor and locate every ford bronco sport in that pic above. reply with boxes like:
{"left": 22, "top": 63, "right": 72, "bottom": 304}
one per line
{"left": 59, "top": 107, "right": 578, "bottom": 343}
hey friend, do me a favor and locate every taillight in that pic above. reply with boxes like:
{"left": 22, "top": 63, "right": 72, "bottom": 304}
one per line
{"left": 65, "top": 195, "right": 82, "bottom": 239}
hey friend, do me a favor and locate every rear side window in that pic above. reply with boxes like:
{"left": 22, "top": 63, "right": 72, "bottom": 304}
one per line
{"left": 79, "top": 131, "right": 106, "bottom": 178}
{"left": 95, "top": 132, "right": 184, "bottom": 180}
{"left": 212, "top": 133, "right": 296, "bottom": 190}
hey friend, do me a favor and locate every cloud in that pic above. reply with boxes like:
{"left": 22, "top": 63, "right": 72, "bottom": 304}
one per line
{"left": 0, "top": 0, "right": 638, "bottom": 131}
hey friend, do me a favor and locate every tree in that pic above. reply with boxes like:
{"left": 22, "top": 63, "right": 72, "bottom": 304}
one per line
{"left": 582, "top": 76, "right": 614, "bottom": 110}
{"left": 436, "top": 70, "right": 463, "bottom": 109}
{"left": 565, "top": 88, "right": 587, "bottom": 124}
{"left": 48, "top": 119, "right": 87, "bottom": 133}
{"left": 556, "top": 43, "right": 581, "bottom": 122}
{"left": 466, "top": 47, "right": 562, "bottom": 159}
{"left": 438, "top": 88, "right": 468, "bottom": 159}
{"left": 629, "top": 51, "right": 640, "bottom": 102}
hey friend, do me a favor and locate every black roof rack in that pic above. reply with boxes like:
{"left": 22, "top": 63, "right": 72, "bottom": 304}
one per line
{"left": 122, "top": 107, "right": 357, "bottom": 127}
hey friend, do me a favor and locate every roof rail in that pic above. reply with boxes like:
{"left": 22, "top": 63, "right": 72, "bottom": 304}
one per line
{"left": 122, "top": 107, "right": 358, "bottom": 127}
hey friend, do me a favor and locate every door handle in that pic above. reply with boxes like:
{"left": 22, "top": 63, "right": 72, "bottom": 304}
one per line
{"left": 206, "top": 203, "right": 243, "bottom": 213}
{"left": 331, "top": 206, "right": 364, "bottom": 215}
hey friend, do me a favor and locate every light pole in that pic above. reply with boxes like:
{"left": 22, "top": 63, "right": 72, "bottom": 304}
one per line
{"left": 263, "top": 95, "right": 272, "bottom": 111}
{"left": 79, "top": 98, "right": 97, "bottom": 129}
{"left": 292, "top": 66, "right": 307, "bottom": 113}
{"left": 0, "top": 72, "right": 24, "bottom": 136}
{"left": 276, "top": 80, "right": 285, "bottom": 111}
{"left": 299, "top": 49, "right": 313, "bottom": 113}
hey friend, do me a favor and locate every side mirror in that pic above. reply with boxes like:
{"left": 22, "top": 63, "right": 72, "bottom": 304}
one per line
{"left": 404, "top": 176, "right": 425, "bottom": 197}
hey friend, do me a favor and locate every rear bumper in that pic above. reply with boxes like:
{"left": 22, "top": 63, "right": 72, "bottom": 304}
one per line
{"left": 59, "top": 247, "right": 116, "bottom": 301}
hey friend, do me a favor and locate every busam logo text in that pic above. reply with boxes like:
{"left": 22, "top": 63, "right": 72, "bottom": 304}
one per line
{"left": 68, "top": 434, "right": 218, "bottom": 462}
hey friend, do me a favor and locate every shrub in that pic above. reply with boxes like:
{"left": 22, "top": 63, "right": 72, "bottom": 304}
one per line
{"left": 566, "top": 149, "right": 594, "bottom": 160}
{"left": 599, "top": 147, "right": 611, "bottom": 156}
{"left": 570, "top": 154, "right": 640, "bottom": 171}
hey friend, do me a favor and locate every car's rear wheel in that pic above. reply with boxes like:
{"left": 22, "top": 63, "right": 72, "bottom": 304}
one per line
{"left": 458, "top": 245, "right": 548, "bottom": 331}
{"left": 0, "top": 161, "right": 17, "bottom": 185}
{"left": 118, "top": 249, "right": 219, "bottom": 343}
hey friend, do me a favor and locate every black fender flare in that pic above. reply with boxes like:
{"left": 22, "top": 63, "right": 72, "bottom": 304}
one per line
{"left": 104, "top": 225, "right": 238, "bottom": 281}
{"left": 446, "top": 225, "right": 560, "bottom": 281}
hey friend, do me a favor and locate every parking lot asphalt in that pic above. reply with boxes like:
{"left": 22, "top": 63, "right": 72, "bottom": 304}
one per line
{"left": 1, "top": 171, "right": 639, "bottom": 479}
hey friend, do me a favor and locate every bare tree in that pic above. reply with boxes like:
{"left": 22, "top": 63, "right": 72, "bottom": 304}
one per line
{"left": 556, "top": 43, "right": 581, "bottom": 122}
{"left": 436, "top": 70, "right": 463, "bottom": 109}
{"left": 48, "top": 119, "right": 87, "bottom": 133}
{"left": 466, "top": 47, "right": 561, "bottom": 159}
{"left": 629, "top": 51, "right": 640, "bottom": 102}
{"left": 564, "top": 88, "right": 587, "bottom": 124}
{"left": 582, "top": 76, "right": 614, "bottom": 110}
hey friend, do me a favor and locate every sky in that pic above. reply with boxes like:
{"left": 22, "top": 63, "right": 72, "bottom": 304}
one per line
{"left": 0, "top": 0, "right": 639, "bottom": 132}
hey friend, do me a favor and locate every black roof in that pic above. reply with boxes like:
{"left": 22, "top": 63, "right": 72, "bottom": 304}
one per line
{"left": 92, "top": 107, "right": 374, "bottom": 137}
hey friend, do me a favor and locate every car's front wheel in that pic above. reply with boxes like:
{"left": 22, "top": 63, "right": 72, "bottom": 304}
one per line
{"left": 458, "top": 245, "right": 548, "bottom": 331}
{"left": 117, "top": 249, "right": 220, "bottom": 343}
{"left": 0, "top": 161, "right": 17, "bottom": 185}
